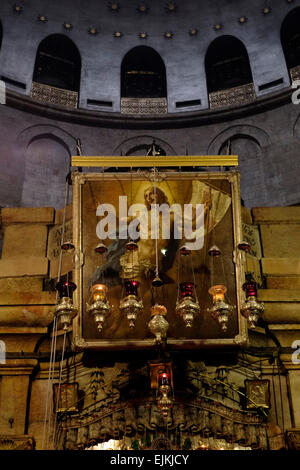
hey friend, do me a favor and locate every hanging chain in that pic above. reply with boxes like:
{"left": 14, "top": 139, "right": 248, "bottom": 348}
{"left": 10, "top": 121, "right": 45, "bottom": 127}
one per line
{"left": 42, "top": 175, "right": 71, "bottom": 449}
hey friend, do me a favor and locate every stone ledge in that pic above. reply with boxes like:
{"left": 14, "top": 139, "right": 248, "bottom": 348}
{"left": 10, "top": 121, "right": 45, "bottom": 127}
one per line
{"left": 258, "top": 289, "right": 300, "bottom": 302}
{"left": 261, "top": 258, "right": 300, "bottom": 276}
{"left": 263, "top": 303, "right": 300, "bottom": 323}
{"left": 252, "top": 207, "right": 300, "bottom": 224}
{"left": 0, "top": 277, "right": 43, "bottom": 292}
{"left": 0, "top": 328, "right": 48, "bottom": 353}
{"left": 267, "top": 277, "right": 300, "bottom": 289}
{"left": 0, "top": 359, "right": 38, "bottom": 375}
{"left": 269, "top": 324, "right": 300, "bottom": 330}
{"left": 0, "top": 327, "right": 47, "bottom": 334}
{"left": 0, "top": 435, "right": 35, "bottom": 450}
{"left": 0, "top": 257, "right": 49, "bottom": 278}
{"left": 0, "top": 292, "right": 56, "bottom": 306}
{"left": 1, "top": 207, "right": 55, "bottom": 225}
{"left": 0, "top": 306, "right": 54, "bottom": 327}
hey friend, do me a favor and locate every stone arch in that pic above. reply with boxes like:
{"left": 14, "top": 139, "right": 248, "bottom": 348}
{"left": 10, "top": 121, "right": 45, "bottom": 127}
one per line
{"left": 121, "top": 46, "right": 167, "bottom": 98}
{"left": 207, "top": 125, "right": 270, "bottom": 155}
{"left": 0, "top": 20, "right": 3, "bottom": 51}
{"left": 33, "top": 34, "right": 81, "bottom": 92}
{"left": 281, "top": 7, "right": 300, "bottom": 73}
{"left": 205, "top": 35, "right": 253, "bottom": 93}
{"left": 16, "top": 124, "right": 77, "bottom": 152}
{"left": 113, "top": 135, "right": 177, "bottom": 156}
{"left": 21, "top": 134, "right": 71, "bottom": 209}
{"left": 292, "top": 114, "right": 300, "bottom": 141}
{"left": 218, "top": 133, "right": 266, "bottom": 208}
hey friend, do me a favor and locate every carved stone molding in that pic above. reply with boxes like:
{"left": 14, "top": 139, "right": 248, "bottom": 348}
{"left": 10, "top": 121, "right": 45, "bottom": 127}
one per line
{"left": 209, "top": 83, "right": 256, "bottom": 110}
{"left": 121, "top": 97, "right": 167, "bottom": 114}
{"left": 286, "top": 428, "right": 300, "bottom": 450}
{"left": 31, "top": 82, "right": 78, "bottom": 109}
{"left": 0, "top": 435, "right": 35, "bottom": 450}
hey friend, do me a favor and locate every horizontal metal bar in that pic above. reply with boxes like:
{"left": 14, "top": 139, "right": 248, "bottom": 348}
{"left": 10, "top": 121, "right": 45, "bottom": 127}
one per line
{"left": 71, "top": 155, "right": 238, "bottom": 168}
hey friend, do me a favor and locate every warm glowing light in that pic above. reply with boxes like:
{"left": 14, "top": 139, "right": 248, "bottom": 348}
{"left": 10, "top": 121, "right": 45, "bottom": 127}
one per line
{"left": 208, "top": 284, "right": 227, "bottom": 302}
{"left": 91, "top": 284, "right": 107, "bottom": 301}
{"left": 158, "top": 372, "right": 170, "bottom": 386}
{"left": 151, "top": 304, "right": 167, "bottom": 316}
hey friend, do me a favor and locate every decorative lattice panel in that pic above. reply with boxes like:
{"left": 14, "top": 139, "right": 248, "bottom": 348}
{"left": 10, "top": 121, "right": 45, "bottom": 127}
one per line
{"left": 31, "top": 82, "right": 78, "bottom": 109}
{"left": 209, "top": 83, "right": 255, "bottom": 109}
{"left": 121, "top": 97, "right": 167, "bottom": 114}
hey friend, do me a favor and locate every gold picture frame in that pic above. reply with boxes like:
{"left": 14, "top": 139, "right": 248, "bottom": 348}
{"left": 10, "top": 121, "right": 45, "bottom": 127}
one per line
{"left": 245, "top": 379, "right": 271, "bottom": 410}
{"left": 71, "top": 158, "right": 247, "bottom": 351}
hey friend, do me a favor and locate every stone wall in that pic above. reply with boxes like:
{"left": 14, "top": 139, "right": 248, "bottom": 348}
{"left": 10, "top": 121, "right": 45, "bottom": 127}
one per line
{"left": 0, "top": 0, "right": 294, "bottom": 112}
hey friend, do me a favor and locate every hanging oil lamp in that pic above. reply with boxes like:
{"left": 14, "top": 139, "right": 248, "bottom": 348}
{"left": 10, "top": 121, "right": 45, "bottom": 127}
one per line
{"left": 119, "top": 280, "right": 143, "bottom": 328}
{"left": 94, "top": 242, "right": 108, "bottom": 254}
{"left": 208, "top": 284, "right": 233, "bottom": 332}
{"left": 238, "top": 240, "right": 250, "bottom": 252}
{"left": 87, "top": 284, "right": 111, "bottom": 333}
{"left": 61, "top": 240, "right": 75, "bottom": 253}
{"left": 126, "top": 240, "right": 138, "bottom": 252}
{"left": 157, "top": 371, "right": 173, "bottom": 419}
{"left": 208, "top": 244, "right": 221, "bottom": 257}
{"left": 176, "top": 244, "right": 200, "bottom": 327}
{"left": 176, "top": 281, "right": 200, "bottom": 328}
{"left": 148, "top": 304, "right": 169, "bottom": 344}
{"left": 54, "top": 281, "right": 78, "bottom": 331}
{"left": 241, "top": 277, "right": 264, "bottom": 329}
{"left": 179, "top": 244, "right": 191, "bottom": 256}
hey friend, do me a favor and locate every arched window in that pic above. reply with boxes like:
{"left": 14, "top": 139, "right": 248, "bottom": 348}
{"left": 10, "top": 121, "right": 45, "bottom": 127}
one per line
{"left": 121, "top": 46, "right": 167, "bottom": 98}
{"left": 281, "top": 7, "right": 300, "bottom": 72}
{"left": 33, "top": 34, "right": 81, "bottom": 92}
{"left": 205, "top": 36, "right": 253, "bottom": 93}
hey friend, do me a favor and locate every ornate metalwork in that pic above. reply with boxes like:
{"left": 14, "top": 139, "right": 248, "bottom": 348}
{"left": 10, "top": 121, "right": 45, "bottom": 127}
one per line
{"left": 0, "top": 435, "right": 35, "bottom": 450}
{"left": 148, "top": 304, "right": 169, "bottom": 344}
{"left": 286, "top": 429, "right": 300, "bottom": 450}
{"left": 121, "top": 97, "right": 167, "bottom": 114}
{"left": 151, "top": 437, "right": 172, "bottom": 450}
{"left": 290, "top": 65, "right": 300, "bottom": 83}
{"left": 31, "top": 82, "right": 78, "bottom": 109}
{"left": 209, "top": 83, "right": 255, "bottom": 109}
{"left": 53, "top": 383, "right": 79, "bottom": 413}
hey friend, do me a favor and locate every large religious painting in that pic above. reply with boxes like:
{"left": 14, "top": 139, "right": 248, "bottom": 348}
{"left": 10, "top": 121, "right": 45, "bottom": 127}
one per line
{"left": 72, "top": 167, "right": 247, "bottom": 350}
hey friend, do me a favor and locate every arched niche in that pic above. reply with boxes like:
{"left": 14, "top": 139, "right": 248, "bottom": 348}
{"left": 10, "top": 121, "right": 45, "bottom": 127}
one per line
{"left": 21, "top": 134, "right": 70, "bottom": 209}
{"left": 205, "top": 35, "right": 253, "bottom": 93}
{"left": 0, "top": 21, "right": 3, "bottom": 51}
{"left": 219, "top": 134, "right": 266, "bottom": 208}
{"left": 281, "top": 7, "right": 300, "bottom": 73}
{"left": 33, "top": 34, "right": 81, "bottom": 92}
{"left": 121, "top": 46, "right": 167, "bottom": 98}
{"left": 113, "top": 135, "right": 176, "bottom": 156}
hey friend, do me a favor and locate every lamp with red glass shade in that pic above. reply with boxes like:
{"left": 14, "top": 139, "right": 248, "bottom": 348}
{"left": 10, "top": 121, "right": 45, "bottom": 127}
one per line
{"left": 54, "top": 281, "right": 78, "bottom": 331}
{"left": 176, "top": 281, "right": 200, "bottom": 328}
{"left": 87, "top": 283, "right": 111, "bottom": 333}
{"left": 240, "top": 276, "right": 264, "bottom": 329}
{"left": 157, "top": 370, "right": 173, "bottom": 419}
{"left": 119, "top": 279, "right": 143, "bottom": 328}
